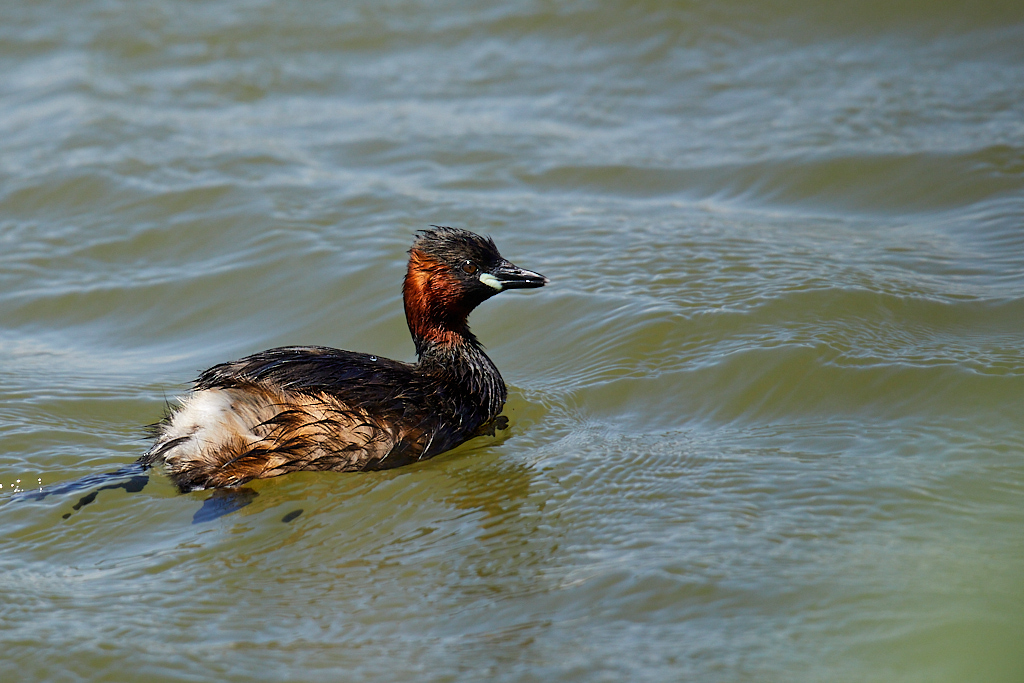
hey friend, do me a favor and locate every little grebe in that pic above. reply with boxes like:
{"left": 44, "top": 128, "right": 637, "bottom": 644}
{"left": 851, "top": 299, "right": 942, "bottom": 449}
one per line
{"left": 141, "top": 227, "right": 547, "bottom": 491}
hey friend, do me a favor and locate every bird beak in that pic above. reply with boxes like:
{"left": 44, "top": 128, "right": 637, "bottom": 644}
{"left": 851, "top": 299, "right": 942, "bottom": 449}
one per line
{"left": 484, "top": 260, "right": 548, "bottom": 290}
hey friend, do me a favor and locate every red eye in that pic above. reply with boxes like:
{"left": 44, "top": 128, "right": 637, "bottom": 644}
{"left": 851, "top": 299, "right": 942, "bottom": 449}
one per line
{"left": 461, "top": 261, "right": 478, "bottom": 275}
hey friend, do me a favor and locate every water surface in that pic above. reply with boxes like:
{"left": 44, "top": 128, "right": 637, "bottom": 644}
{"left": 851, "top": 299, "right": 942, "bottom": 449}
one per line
{"left": 2, "top": 1, "right": 1023, "bottom": 681}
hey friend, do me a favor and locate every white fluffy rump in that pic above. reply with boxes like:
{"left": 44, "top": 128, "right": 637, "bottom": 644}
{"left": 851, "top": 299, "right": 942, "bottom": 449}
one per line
{"left": 154, "top": 389, "right": 259, "bottom": 468}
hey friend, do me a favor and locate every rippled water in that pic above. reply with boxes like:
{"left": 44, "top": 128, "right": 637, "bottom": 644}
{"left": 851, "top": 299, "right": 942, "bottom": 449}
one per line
{"left": 2, "top": 1, "right": 1023, "bottom": 681}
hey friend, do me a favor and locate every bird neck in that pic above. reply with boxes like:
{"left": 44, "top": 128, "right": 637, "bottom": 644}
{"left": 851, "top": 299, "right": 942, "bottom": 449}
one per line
{"left": 403, "top": 249, "right": 477, "bottom": 357}
{"left": 415, "top": 336, "right": 506, "bottom": 422}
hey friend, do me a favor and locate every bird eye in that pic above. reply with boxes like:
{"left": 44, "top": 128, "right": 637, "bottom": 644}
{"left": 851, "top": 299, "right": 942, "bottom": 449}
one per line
{"left": 461, "top": 261, "right": 478, "bottom": 275}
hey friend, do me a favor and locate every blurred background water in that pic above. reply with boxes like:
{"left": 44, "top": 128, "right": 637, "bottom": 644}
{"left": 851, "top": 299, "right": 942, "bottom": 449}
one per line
{"left": 2, "top": 1, "right": 1023, "bottom": 681}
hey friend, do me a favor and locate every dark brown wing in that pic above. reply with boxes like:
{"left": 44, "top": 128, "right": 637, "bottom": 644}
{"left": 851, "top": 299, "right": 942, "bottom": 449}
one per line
{"left": 144, "top": 346, "right": 477, "bottom": 490}
{"left": 195, "top": 345, "right": 483, "bottom": 458}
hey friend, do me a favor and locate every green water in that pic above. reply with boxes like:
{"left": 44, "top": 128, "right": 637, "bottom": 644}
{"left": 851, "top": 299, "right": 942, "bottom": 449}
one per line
{"left": 2, "top": 1, "right": 1023, "bottom": 681}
